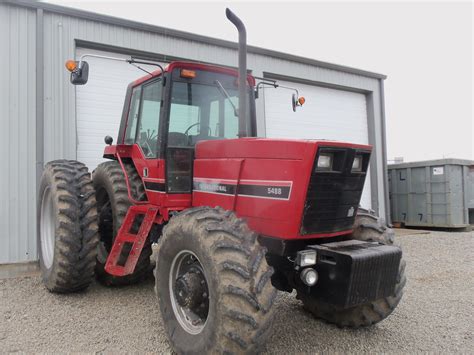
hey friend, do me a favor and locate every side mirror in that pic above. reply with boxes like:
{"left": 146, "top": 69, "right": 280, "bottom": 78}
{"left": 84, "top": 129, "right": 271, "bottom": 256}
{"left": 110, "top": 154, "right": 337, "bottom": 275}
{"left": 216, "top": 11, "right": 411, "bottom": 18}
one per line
{"left": 104, "top": 135, "right": 113, "bottom": 145}
{"left": 292, "top": 94, "right": 306, "bottom": 112}
{"left": 65, "top": 60, "right": 89, "bottom": 85}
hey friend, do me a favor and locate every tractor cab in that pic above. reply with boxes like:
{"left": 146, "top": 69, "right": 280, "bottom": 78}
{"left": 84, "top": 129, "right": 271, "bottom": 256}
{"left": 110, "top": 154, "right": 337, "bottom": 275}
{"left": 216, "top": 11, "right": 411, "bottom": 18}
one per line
{"left": 94, "top": 62, "right": 258, "bottom": 212}
{"left": 119, "top": 62, "right": 257, "bottom": 157}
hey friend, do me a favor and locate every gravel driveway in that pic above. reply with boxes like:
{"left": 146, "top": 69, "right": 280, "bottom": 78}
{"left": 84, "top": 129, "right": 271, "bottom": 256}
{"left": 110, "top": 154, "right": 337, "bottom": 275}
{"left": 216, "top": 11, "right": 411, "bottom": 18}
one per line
{"left": 1, "top": 230, "right": 473, "bottom": 353}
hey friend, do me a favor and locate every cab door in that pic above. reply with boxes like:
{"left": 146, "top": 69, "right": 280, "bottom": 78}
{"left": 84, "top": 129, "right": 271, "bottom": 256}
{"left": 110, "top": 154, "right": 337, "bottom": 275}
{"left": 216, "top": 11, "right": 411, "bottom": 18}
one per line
{"left": 165, "top": 82, "right": 197, "bottom": 194}
{"left": 123, "top": 78, "right": 167, "bottom": 205}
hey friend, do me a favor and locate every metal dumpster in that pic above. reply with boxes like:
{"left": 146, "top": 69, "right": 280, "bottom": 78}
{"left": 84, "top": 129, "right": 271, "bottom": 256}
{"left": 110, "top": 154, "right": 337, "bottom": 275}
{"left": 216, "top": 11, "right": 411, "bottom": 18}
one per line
{"left": 388, "top": 159, "right": 474, "bottom": 228}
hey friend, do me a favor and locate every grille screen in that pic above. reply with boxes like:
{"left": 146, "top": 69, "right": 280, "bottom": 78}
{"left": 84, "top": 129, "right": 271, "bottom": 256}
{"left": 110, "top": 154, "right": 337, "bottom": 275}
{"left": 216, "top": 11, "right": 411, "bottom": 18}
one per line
{"left": 300, "top": 147, "right": 370, "bottom": 235}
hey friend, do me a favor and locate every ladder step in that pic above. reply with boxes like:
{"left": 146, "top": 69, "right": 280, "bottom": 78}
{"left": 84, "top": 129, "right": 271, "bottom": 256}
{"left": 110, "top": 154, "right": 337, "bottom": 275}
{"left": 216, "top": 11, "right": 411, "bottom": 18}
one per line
{"left": 105, "top": 206, "right": 158, "bottom": 276}
{"left": 113, "top": 233, "right": 141, "bottom": 244}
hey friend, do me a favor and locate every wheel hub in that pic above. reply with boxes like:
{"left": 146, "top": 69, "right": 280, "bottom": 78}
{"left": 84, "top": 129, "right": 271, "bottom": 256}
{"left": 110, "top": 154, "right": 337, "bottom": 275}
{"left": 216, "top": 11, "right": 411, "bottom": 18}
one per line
{"left": 175, "top": 268, "right": 207, "bottom": 309}
{"left": 169, "top": 251, "right": 210, "bottom": 334}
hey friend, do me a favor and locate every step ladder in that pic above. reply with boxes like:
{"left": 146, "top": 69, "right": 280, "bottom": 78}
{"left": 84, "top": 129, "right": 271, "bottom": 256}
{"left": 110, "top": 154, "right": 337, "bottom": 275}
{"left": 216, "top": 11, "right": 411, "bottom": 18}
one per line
{"left": 105, "top": 205, "right": 159, "bottom": 276}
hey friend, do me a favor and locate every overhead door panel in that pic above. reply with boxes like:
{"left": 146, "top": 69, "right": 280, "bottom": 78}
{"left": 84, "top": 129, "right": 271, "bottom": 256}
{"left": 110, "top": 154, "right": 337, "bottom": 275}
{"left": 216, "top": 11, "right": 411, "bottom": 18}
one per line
{"left": 263, "top": 80, "right": 371, "bottom": 208}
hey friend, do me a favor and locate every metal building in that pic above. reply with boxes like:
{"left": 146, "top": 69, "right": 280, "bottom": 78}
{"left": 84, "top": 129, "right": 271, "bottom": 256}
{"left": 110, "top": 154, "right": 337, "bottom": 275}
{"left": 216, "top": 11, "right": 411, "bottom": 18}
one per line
{"left": 389, "top": 159, "right": 474, "bottom": 228}
{"left": 0, "top": 0, "right": 391, "bottom": 264}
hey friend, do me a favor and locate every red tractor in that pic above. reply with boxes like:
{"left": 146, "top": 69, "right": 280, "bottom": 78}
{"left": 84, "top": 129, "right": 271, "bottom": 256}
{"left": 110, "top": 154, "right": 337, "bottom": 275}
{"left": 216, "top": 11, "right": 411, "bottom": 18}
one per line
{"left": 38, "top": 9, "right": 406, "bottom": 354}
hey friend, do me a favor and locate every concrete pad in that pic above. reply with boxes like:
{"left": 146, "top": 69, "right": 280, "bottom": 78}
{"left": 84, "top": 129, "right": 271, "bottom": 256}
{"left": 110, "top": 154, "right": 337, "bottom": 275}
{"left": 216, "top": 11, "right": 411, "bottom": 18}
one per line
{"left": 0, "top": 262, "right": 40, "bottom": 279}
{"left": 393, "top": 228, "right": 431, "bottom": 236}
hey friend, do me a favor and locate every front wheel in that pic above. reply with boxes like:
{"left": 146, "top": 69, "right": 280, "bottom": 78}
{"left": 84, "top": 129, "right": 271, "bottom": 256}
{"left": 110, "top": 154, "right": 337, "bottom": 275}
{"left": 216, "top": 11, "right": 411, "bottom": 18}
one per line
{"left": 155, "top": 207, "right": 277, "bottom": 354}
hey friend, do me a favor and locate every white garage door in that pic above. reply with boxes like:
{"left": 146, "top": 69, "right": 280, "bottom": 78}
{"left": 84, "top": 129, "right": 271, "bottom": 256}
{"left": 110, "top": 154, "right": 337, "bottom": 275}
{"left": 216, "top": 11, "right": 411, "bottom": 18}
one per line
{"left": 76, "top": 48, "right": 162, "bottom": 171}
{"left": 263, "top": 80, "right": 371, "bottom": 208}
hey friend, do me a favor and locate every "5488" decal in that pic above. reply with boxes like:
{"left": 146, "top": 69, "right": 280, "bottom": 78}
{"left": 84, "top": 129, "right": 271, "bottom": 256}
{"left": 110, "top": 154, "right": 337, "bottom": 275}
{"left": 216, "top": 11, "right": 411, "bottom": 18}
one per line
{"left": 267, "top": 187, "right": 283, "bottom": 195}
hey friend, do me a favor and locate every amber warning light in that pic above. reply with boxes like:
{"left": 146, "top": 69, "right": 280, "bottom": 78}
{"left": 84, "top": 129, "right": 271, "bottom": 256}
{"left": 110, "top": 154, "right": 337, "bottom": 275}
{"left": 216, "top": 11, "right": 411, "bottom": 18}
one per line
{"left": 180, "top": 69, "right": 196, "bottom": 79}
{"left": 65, "top": 60, "right": 77, "bottom": 72}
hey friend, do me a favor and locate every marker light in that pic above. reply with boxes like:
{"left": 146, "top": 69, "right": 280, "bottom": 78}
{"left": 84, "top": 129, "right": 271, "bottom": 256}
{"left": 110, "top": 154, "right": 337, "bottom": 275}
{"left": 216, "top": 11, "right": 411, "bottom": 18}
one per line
{"left": 317, "top": 154, "right": 332, "bottom": 169}
{"left": 298, "top": 96, "right": 306, "bottom": 106}
{"left": 352, "top": 155, "right": 362, "bottom": 172}
{"left": 65, "top": 60, "right": 77, "bottom": 72}
{"left": 180, "top": 69, "right": 196, "bottom": 78}
{"left": 296, "top": 250, "right": 317, "bottom": 267}
{"left": 300, "top": 268, "right": 318, "bottom": 286}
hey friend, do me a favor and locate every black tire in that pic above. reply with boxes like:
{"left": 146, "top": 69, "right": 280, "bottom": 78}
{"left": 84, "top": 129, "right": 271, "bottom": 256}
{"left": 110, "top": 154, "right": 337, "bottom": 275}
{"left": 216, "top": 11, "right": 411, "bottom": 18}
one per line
{"left": 155, "top": 207, "right": 277, "bottom": 354}
{"left": 351, "top": 208, "right": 395, "bottom": 244}
{"left": 37, "top": 160, "right": 99, "bottom": 293}
{"left": 298, "top": 208, "right": 406, "bottom": 328}
{"left": 92, "top": 161, "right": 152, "bottom": 286}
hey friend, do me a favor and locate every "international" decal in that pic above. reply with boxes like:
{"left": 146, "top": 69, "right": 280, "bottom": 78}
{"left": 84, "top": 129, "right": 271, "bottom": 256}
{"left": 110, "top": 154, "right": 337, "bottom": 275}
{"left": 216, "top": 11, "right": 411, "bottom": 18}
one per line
{"left": 193, "top": 178, "right": 292, "bottom": 200}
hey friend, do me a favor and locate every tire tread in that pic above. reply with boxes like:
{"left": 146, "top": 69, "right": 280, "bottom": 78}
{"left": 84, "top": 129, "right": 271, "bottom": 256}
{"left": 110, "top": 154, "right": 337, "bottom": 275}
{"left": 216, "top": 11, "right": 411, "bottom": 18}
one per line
{"left": 92, "top": 161, "right": 152, "bottom": 286}
{"left": 156, "top": 206, "right": 276, "bottom": 354}
{"left": 39, "top": 160, "right": 99, "bottom": 293}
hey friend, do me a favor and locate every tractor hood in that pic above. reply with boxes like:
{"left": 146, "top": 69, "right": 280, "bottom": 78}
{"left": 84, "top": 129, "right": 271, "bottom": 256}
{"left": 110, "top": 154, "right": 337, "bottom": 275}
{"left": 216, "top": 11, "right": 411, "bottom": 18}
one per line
{"left": 196, "top": 137, "right": 371, "bottom": 160}
{"left": 193, "top": 138, "right": 372, "bottom": 240}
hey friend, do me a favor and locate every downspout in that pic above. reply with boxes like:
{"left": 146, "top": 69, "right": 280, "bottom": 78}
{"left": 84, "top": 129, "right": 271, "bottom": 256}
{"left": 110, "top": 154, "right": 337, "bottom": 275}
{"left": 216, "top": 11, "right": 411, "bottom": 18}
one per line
{"left": 379, "top": 79, "right": 391, "bottom": 224}
{"left": 36, "top": 8, "right": 44, "bottom": 260}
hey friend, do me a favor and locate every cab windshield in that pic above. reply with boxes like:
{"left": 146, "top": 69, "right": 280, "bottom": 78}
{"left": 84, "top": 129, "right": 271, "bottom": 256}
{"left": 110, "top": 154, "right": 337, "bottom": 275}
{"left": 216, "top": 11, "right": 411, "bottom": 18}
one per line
{"left": 167, "top": 69, "right": 252, "bottom": 147}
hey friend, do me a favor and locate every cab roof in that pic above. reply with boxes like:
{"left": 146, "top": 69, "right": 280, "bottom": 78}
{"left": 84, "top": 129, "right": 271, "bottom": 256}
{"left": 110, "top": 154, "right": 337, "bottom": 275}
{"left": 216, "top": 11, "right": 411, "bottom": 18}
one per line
{"left": 132, "top": 61, "right": 256, "bottom": 87}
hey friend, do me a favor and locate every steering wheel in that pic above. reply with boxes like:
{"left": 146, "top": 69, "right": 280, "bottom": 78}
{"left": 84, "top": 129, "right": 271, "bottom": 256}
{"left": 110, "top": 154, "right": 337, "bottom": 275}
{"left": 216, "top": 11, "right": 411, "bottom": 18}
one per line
{"left": 183, "top": 122, "right": 212, "bottom": 136}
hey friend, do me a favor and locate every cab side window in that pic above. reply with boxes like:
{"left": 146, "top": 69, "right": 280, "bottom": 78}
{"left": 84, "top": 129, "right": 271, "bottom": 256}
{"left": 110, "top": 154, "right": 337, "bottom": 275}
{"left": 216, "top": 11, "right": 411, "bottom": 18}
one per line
{"left": 136, "top": 80, "right": 162, "bottom": 158}
{"left": 124, "top": 86, "right": 142, "bottom": 144}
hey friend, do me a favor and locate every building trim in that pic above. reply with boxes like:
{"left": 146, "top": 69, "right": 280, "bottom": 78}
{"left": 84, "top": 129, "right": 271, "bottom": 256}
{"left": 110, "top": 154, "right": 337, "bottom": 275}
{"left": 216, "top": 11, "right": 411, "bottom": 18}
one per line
{"left": 76, "top": 39, "right": 241, "bottom": 71}
{"left": 365, "top": 92, "right": 380, "bottom": 213}
{"left": 76, "top": 40, "right": 175, "bottom": 64}
{"left": 9, "top": 0, "right": 387, "bottom": 80}
{"left": 36, "top": 8, "right": 44, "bottom": 193}
{"left": 379, "top": 79, "right": 391, "bottom": 223}
{"left": 263, "top": 72, "right": 371, "bottom": 94}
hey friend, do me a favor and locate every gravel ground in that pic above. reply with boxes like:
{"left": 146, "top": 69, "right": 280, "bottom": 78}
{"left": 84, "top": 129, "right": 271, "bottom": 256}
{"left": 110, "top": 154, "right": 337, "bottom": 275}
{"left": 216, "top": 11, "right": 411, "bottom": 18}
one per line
{"left": 1, "top": 230, "right": 473, "bottom": 353}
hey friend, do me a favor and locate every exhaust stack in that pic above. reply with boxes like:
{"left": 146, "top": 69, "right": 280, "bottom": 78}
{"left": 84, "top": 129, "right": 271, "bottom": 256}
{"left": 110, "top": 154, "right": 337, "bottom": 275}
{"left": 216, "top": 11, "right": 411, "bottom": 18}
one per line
{"left": 226, "top": 8, "right": 247, "bottom": 138}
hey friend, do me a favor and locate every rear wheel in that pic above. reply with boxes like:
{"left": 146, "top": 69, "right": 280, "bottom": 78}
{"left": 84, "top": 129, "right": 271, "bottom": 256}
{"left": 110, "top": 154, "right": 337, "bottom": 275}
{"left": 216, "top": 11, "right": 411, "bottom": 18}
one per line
{"left": 298, "top": 209, "right": 406, "bottom": 327}
{"left": 37, "top": 160, "right": 98, "bottom": 293}
{"left": 92, "top": 161, "right": 152, "bottom": 286}
{"left": 155, "top": 207, "right": 277, "bottom": 354}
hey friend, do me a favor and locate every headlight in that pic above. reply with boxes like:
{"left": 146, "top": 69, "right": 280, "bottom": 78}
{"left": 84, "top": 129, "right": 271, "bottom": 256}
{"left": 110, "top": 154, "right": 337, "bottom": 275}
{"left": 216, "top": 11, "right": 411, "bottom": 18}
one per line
{"left": 317, "top": 154, "right": 332, "bottom": 169}
{"left": 300, "top": 268, "right": 318, "bottom": 286}
{"left": 352, "top": 155, "right": 362, "bottom": 172}
{"left": 296, "top": 250, "right": 317, "bottom": 267}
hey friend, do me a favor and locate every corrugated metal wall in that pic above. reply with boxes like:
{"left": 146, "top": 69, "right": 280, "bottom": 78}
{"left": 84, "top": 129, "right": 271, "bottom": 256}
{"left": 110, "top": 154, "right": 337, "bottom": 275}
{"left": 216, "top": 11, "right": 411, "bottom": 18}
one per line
{"left": 0, "top": 5, "right": 37, "bottom": 263}
{"left": 0, "top": 2, "right": 387, "bottom": 263}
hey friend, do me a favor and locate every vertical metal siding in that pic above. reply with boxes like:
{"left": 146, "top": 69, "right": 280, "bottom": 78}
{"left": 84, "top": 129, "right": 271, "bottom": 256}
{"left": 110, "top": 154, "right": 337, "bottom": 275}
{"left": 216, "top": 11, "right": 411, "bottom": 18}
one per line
{"left": 0, "top": 5, "right": 37, "bottom": 263}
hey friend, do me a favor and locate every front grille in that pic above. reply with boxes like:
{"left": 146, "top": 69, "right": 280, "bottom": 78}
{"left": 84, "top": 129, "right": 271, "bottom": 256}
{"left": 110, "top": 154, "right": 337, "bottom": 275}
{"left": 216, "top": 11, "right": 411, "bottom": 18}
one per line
{"left": 300, "top": 147, "right": 370, "bottom": 235}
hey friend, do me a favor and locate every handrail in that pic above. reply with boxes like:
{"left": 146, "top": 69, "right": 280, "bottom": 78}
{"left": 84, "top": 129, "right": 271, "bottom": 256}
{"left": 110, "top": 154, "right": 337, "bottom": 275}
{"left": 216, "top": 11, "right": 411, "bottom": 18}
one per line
{"left": 116, "top": 152, "right": 149, "bottom": 205}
